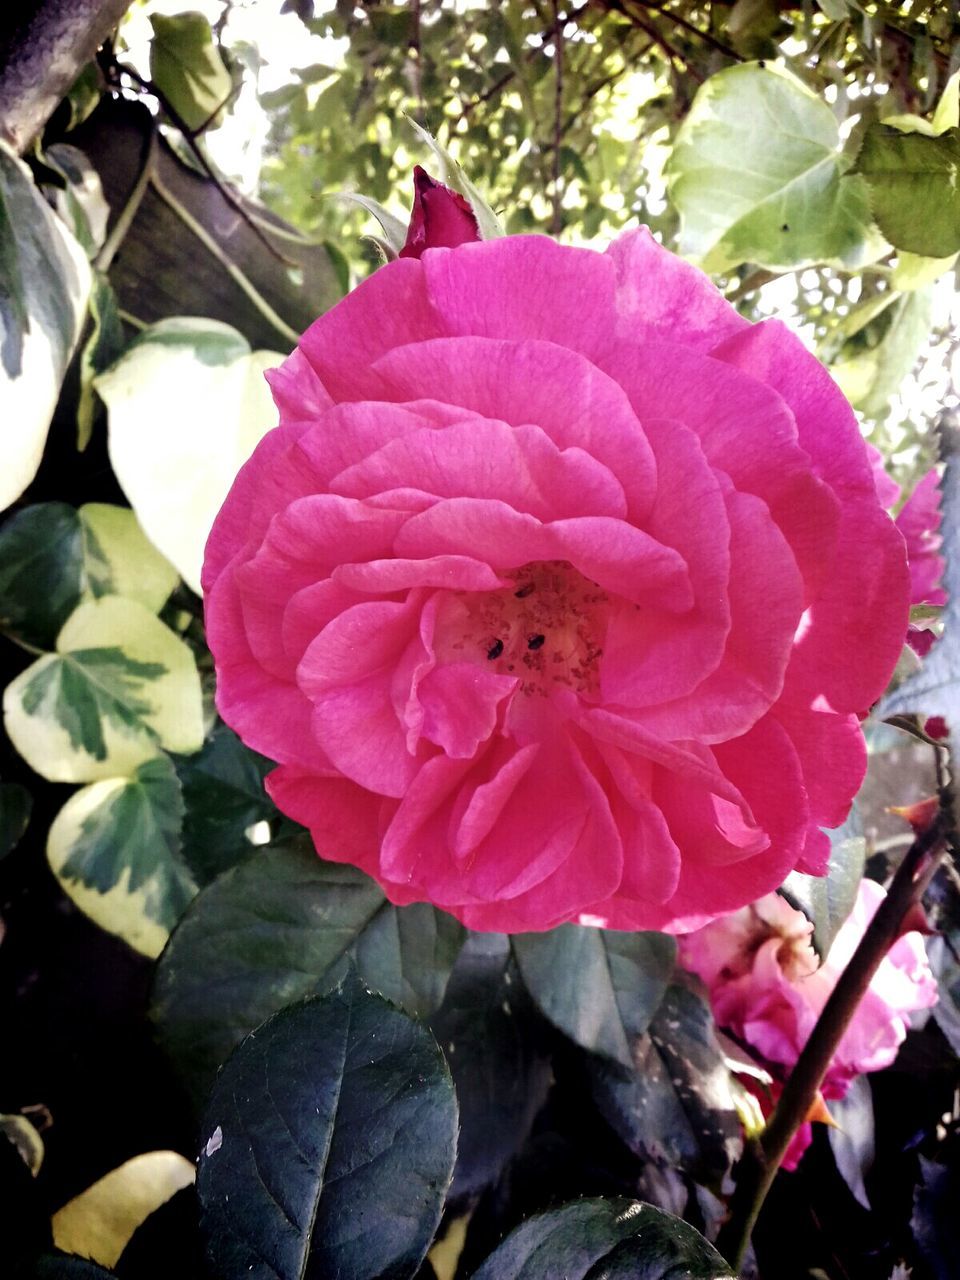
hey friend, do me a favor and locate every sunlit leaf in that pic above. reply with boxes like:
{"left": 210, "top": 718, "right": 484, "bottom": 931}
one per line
{"left": 197, "top": 978, "right": 457, "bottom": 1280}
{"left": 4, "top": 596, "right": 203, "bottom": 783}
{"left": 667, "top": 62, "right": 881, "bottom": 271}
{"left": 52, "top": 1151, "right": 195, "bottom": 1268}
{"left": 149, "top": 12, "right": 234, "bottom": 133}
{"left": 47, "top": 754, "right": 195, "bottom": 954}
{"left": 96, "top": 318, "right": 282, "bottom": 592}
{"left": 856, "top": 127, "right": 960, "bottom": 259}
{"left": 780, "top": 810, "right": 867, "bottom": 959}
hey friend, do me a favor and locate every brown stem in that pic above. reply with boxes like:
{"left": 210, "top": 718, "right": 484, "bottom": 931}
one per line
{"left": 717, "top": 814, "right": 949, "bottom": 1270}
{"left": 0, "top": 0, "right": 134, "bottom": 152}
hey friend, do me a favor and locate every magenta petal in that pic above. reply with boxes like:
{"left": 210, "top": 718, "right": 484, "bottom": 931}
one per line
{"left": 606, "top": 227, "right": 749, "bottom": 351}
{"left": 418, "top": 661, "right": 517, "bottom": 758}
{"left": 422, "top": 235, "right": 618, "bottom": 361}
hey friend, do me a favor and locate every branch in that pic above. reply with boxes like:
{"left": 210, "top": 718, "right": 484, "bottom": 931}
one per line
{"left": 717, "top": 809, "right": 950, "bottom": 1271}
{"left": 0, "top": 0, "right": 133, "bottom": 152}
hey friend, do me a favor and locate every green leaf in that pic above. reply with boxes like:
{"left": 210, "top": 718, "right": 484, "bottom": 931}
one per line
{"left": 175, "top": 721, "right": 276, "bottom": 886}
{"left": 829, "top": 287, "right": 934, "bottom": 419}
{"left": 77, "top": 274, "right": 125, "bottom": 450}
{"left": 667, "top": 61, "right": 882, "bottom": 271}
{"left": 407, "top": 118, "right": 505, "bottom": 241}
{"left": 4, "top": 596, "right": 203, "bottom": 783}
{"left": 589, "top": 983, "right": 743, "bottom": 1186}
{"left": 0, "top": 502, "right": 179, "bottom": 650}
{"left": 856, "top": 127, "right": 960, "bottom": 259}
{"left": 471, "top": 1197, "right": 734, "bottom": 1279}
{"left": 0, "top": 782, "right": 31, "bottom": 860}
{"left": 430, "top": 934, "right": 552, "bottom": 1201}
{"left": 43, "top": 144, "right": 110, "bottom": 260}
{"left": 512, "top": 925, "right": 676, "bottom": 1070}
{"left": 780, "top": 811, "right": 867, "bottom": 959}
{"left": 890, "top": 251, "right": 958, "bottom": 292}
{"left": 18, "top": 1254, "right": 117, "bottom": 1280}
{"left": 95, "top": 318, "right": 283, "bottom": 593}
{"left": 0, "top": 141, "right": 91, "bottom": 510}
{"left": 149, "top": 12, "right": 234, "bottom": 134}
{"left": 47, "top": 755, "right": 195, "bottom": 957}
{"left": 338, "top": 192, "right": 410, "bottom": 255}
{"left": 151, "top": 843, "right": 465, "bottom": 1102}
{"left": 197, "top": 979, "right": 458, "bottom": 1280}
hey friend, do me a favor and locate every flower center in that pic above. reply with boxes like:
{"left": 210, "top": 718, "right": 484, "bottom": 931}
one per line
{"left": 434, "top": 560, "right": 610, "bottom": 697}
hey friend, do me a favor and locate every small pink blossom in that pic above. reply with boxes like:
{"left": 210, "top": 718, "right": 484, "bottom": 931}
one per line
{"left": 399, "top": 166, "right": 481, "bottom": 260}
{"left": 896, "top": 469, "right": 946, "bottom": 608}
{"left": 203, "top": 230, "right": 909, "bottom": 932}
{"left": 680, "top": 881, "right": 937, "bottom": 1166}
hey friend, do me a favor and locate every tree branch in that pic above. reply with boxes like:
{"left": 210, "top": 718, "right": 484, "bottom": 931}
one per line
{"left": 0, "top": 0, "right": 133, "bottom": 152}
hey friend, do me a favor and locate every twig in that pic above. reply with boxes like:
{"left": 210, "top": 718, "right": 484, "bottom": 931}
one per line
{"left": 717, "top": 810, "right": 950, "bottom": 1271}
{"left": 110, "top": 56, "right": 295, "bottom": 267}
{"left": 551, "top": 0, "right": 564, "bottom": 236}
{"left": 632, "top": 0, "right": 742, "bottom": 61}
{"left": 410, "top": 0, "right": 424, "bottom": 123}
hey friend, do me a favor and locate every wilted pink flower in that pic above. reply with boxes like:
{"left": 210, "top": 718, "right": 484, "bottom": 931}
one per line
{"left": 399, "top": 166, "right": 481, "bottom": 260}
{"left": 680, "top": 881, "right": 937, "bottom": 1166}
{"left": 203, "top": 230, "right": 909, "bottom": 932}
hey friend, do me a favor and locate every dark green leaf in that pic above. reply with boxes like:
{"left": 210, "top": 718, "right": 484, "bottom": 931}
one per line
{"left": 471, "top": 1196, "right": 734, "bottom": 1279}
{"left": 0, "top": 503, "right": 83, "bottom": 648}
{"left": 913, "top": 1155, "right": 960, "bottom": 1280}
{"left": 149, "top": 13, "right": 234, "bottom": 134}
{"left": 0, "top": 502, "right": 177, "bottom": 649}
{"left": 197, "top": 978, "right": 457, "bottom": 1280}
{"left": 175, "top": 721, "right": 275, "bottom": 886}
{"left": 151, "top": 844, "right": 465, "bottom": 1102}
{"left": 779, "top": 810, "right": 866, "bottom": 959}
{"left": 512, "top": 925, "right": 676, "bottom": 1070}
{"left": 0, "top": 781, "right": 31, "bottom": 859}
{"left": 77, "top": 273, "right": 125, "bottom": 450}
{"left": 18, "top": 1255, "right": 116, "bottom": 1280}
{"left": 589, "top": 984, "right": 742, "bottom": 1187}
{"left": 856, "top": 126, "right": 960, "bottom": 258}
{"left": 430, "top": 934, "right": 552, "bottom": 1201}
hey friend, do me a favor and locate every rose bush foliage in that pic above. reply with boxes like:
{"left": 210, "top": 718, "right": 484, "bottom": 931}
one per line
{"left": 680, "top": 881, "right": 938, "bottom": 1166}
{"left": 203, "top": 230, "right": 909, "bottom": 933}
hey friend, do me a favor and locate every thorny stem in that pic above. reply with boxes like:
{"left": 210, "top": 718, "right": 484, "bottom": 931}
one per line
{"left": 717, "top": 807, "right": 951, "bottom": 1271}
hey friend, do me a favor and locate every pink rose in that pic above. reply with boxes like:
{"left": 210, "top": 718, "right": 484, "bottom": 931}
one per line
{"left": 896, "top": 469, "right": 945, "bottom": 608}
{"left": 202, "top": 229, "right": 909, "bottom": 932}
{"left": 680, "top": 881, "right": 937, "bottom": 1165}
{"left": 399, "top": 166, "right": 481, "bottom": 260}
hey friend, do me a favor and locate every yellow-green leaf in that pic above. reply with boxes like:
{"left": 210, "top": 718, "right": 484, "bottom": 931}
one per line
{"left": 4, "top": 596, "right": 203, "bottom": 783}
{"left": 47, "top": 755, "right": 195, "bottom": 955}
